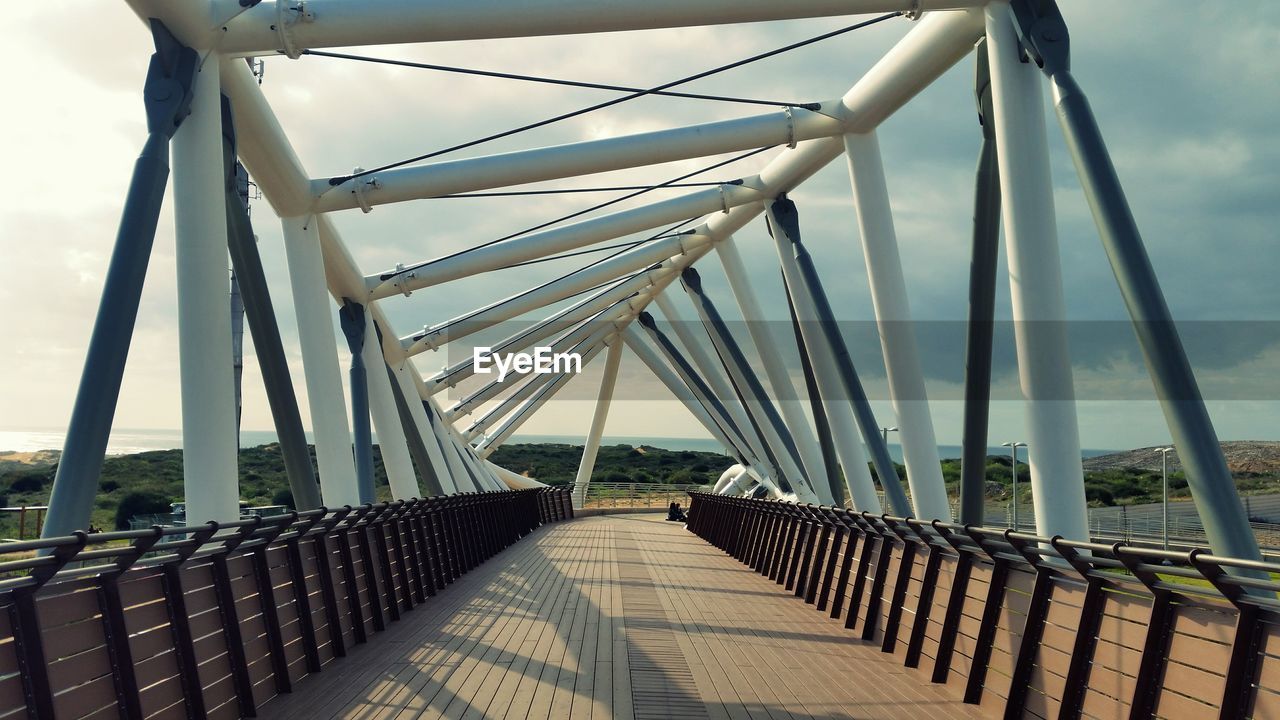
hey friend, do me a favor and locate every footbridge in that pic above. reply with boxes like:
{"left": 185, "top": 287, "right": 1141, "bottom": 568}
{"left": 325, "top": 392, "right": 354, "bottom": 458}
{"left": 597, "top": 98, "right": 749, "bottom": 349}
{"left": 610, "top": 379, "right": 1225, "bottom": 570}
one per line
{"left": 8, "top": 0, "right": 1273, "bottom": 717}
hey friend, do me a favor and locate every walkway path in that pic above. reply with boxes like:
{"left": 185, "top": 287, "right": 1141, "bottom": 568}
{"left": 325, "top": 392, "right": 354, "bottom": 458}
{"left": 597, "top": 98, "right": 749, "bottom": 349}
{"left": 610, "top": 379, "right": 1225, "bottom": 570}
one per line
{"left": 262, "top": 514, "right": 990, "bottom": 719}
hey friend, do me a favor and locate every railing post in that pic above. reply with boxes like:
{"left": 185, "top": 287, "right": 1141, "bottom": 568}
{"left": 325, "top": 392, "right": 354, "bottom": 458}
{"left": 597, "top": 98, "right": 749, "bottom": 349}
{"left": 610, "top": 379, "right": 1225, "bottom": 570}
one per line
{"left": 311, "top": 507, "right": 349, "bottom": 658}
{"left": 1000, "top": 532, "right": 1055, "bottom": 715}
{"left": 829, "top": 514, "right": 861, "bottom": 620}
{"left": 161, "top": 522, "right": 219, "bottom": 720}
{"left": 208, "top": 520, "right": 265, "bottom": 716}
{"left": 859, "top": 516, "right": 896, "bottom": 642}
{"left": 929, "top": 523, "right": 977, "bottom": 684}
{"left": 282, "top": 511, "right": 324, "bottom": 673}
{"left": 903, "top": 520, "right": 945, "bottom": 669}
{"left": 101, "top": 528, "right": 165, "bottom": 720}
{"left": 334, "top": 506, "right": 369, "bottom": 644}
{"left": 844, "top": 514, "right": 880, "bottom": 631}
{"left": 879, "top": 517, "right": 920, "bottom": 653}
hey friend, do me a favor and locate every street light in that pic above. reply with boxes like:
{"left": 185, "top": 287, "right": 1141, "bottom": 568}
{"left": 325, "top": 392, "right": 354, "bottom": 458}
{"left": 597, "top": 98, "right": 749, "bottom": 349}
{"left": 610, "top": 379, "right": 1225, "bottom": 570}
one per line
{"left": 882, "top": 426, "right": 898, "bottom": 445}
{"left": 1154, "top": 447, "right": 1175, "bottom": 550}
{"left": 1002, "top": 441, "right": 1027, "bottom": 530}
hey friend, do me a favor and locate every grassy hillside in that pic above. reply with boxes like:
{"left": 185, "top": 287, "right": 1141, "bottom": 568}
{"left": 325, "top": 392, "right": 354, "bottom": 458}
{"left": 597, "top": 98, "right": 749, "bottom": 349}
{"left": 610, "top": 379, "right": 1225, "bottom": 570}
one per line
{"left": 0, "top": 442, "right": 735, "bottom": 538}
{"left": 4, "top": 440, "right": 1279, "bottom": 539}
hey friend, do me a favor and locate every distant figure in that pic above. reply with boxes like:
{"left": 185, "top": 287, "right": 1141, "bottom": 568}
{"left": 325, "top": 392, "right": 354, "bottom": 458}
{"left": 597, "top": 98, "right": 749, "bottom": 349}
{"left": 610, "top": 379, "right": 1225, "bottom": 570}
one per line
{"left": 666, "top": 502, "right": 686, "bottom": 522}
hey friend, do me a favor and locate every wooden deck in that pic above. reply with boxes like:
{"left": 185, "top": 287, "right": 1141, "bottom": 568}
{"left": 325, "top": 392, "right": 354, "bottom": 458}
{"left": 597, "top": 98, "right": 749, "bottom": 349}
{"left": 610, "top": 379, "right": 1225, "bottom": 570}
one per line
{"left": 261, "top": 514, "right": 991, "bottom": 720}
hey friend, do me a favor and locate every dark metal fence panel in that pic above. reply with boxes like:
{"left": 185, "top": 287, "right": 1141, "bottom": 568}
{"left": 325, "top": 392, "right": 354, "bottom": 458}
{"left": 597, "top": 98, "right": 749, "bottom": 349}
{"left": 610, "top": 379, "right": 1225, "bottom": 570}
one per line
{"left": 684, "top": 492, "right": 1280, "bottom": 720}
{"left": 0, "top": 488, "right": 571, "bottom": 720}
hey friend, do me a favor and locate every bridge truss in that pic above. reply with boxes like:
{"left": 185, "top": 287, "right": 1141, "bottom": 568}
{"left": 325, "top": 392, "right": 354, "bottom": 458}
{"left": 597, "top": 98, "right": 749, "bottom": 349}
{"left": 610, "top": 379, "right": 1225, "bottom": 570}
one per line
{"left": 38, "top": 0, "right": 1262, "bottom": 567}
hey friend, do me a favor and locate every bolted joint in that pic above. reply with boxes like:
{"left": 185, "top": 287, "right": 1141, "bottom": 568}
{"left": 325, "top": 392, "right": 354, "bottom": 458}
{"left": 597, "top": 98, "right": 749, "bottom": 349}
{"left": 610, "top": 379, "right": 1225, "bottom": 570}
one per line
{"left": 142, "top": 19, "right": 198, "bottom": 139}
{"left": 350, "top": 167, "right": 381, "bottom": 213}
{"left": 767, "top": 195, "right": 802, "bottom": 244}
{"left": 338, "top": 299, "right": 367, "bottom": 355}
{"left": 1010, "top": 0, "right": 1071, "bottom": 76}
{"left": 276, "top": 1, "right": 316, "bottom": 60}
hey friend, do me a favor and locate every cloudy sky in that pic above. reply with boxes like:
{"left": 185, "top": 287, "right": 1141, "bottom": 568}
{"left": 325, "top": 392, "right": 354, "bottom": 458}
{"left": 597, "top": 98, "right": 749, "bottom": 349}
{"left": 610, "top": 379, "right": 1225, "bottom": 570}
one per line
{"left": 2, "top": 1, "right": 1278, "bottom": 454}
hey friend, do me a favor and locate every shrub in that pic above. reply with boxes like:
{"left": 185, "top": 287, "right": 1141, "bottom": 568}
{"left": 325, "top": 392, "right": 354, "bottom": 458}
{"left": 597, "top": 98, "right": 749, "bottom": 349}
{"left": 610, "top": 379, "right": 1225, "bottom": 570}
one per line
{"left": 114, "top": 491, "right": 173, "bottom": 530}
{"left": 101, "top": 480, "right": 120, "bottom": 493}
{"left": 272, "top": 489, "right": 295, "bottom": 509}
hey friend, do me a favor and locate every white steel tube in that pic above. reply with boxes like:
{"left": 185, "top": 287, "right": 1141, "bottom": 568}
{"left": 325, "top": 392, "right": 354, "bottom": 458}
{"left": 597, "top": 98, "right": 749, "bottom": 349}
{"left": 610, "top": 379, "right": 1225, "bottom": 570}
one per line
{"left": 319, "top": 117, "right": 822, "bottom": 213}
{"left": 716, "top": 238, "right": 834, "bottom": 504}
{"left": 430, "top": 276, "right": 650, "bottom": 394}
{"left": 370, "top": 186, "right": 754, "bottom": 298}
{"left": 766, "top": 206, "right": 881, "bottom": 512}
{"left": 465, "top": 333, "right": 612, "bottom": 440}
{"left": 621, "top": 327, "right": 752, "bottom": 469}
{"left": 476, "top": 353, "right": 599, "bottom": 459}
{"left": 486, "top": 460, "right": 547, "bottom": 490}
{"left": 401, "top": 239, "right": 699, "bottom": 355}
{"left": 572, "top": 336, "right": 623, "bottom": 508}
{"left": 212, "top": 1, "right": 984, "bottom": 56}
{"left": 282, "top": 215, "right": 361, "bottom": 506}
{"left": 842, "top": 131, "right": 950, "bottom": 521}
{"left": 985, "top": 1, "right": 1088, "bottom": 540}
{"left": 361, "top": 311, "right": 420, "bottom": 500}
{"left": 172, "top": 56, "right": 240, "bottom": 525}
{"left": 447, "top": 305, "right": 629, "bottom": 420}
{"left": 650, "top": 292, "right": 776, "bottom": 483}
{"left": 391, "top": 360, "right": 458, "bottom": 494}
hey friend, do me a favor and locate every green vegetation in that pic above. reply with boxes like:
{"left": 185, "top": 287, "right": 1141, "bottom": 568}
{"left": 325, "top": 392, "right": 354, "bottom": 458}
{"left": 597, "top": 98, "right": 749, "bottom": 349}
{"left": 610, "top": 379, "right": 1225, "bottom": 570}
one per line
{"left": 0, "top": 442, "right": 733, "bottom": 538}
{"left": 487, "top": 443, "right": 734, "bottom": 487}
{"left": 3, "top": 441, "right": 1278, "bottom": 539}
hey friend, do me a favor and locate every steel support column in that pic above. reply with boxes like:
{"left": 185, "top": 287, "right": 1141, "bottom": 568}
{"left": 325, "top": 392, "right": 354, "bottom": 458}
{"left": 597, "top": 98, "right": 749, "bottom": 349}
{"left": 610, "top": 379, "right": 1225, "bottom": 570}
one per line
{"left": 173, "top": 52, "right": 239, "bottom": 525}
{"left": 573, "top": 336, "right": 624, "bottom": 508}
{"left": 340, "top": 302, "right": 376, "bottom": 504}
{"left": 42, "top": 22, "right": 196, "bottom": 538}
{"left": 985, "top": 0, "right": 1088, "bottom": 540}
{"left": 843, "top": 131, "right": 950, "bottom": 522}
{"left": 1012, "top": 0, "right": 1262, "bottom": 560}
{"left": 958, "top": 39, "right": 1002, "bottom": 526}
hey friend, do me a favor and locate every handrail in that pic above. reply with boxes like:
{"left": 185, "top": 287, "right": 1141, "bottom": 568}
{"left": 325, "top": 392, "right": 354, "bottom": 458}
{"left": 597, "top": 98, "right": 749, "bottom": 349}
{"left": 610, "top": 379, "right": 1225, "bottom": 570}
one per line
{"left": 0, "top": 487, "right": 574, "bottom": 720}
{"left": 686, "top": 491, "right": 1279, "bottom": 718}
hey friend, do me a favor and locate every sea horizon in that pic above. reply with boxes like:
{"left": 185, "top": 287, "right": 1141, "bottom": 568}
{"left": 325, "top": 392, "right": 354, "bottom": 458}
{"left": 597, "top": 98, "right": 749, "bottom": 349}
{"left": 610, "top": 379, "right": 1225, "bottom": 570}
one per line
{"left": 0, "top": 427, "right": 1121, "bottom": 462}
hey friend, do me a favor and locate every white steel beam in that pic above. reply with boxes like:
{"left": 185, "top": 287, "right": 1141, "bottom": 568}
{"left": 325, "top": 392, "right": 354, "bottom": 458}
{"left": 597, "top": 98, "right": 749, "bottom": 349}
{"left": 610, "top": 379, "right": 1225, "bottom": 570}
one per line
{"left": 282, "top": 215, "right": 361, "bottom": 505}
{"left": 427, "top": 274, "right": 652, "bottom": 393}
{"left": 621, "top": 326, "right": 752, "bottom": 470}
{"left": 572, "top": 336, "right": 624, "bottom": 508}
{"left": 391, "top": 360, "right": 458, "bottom": 494}
{"left": 369, "top": 185, "right": 758, "bottom": 299}
{"left": 715, "top": 237, "right": 835, "bottom": 505}
{"left": 400, "top": 237, "right": 707, "bottom": 355}
{"left": 173, "top": 55, "right": 241, "bottom": 525}
{"left": 361, "top": 310, "right": 421, "bottom": 499}
{"left": 318, "top": 113, "right": 832, "bottom": 213}
{"left": 843, "top": 131, "right": 950, "bottom": 521}
{"left": 985, "top": 1, "right": 1088, "bottom": 540}
{"left": 208, "top": 1, "right": 983, "bottom": 57}
{"left": 651, "top": 292, "right": 776, "bottom": 482}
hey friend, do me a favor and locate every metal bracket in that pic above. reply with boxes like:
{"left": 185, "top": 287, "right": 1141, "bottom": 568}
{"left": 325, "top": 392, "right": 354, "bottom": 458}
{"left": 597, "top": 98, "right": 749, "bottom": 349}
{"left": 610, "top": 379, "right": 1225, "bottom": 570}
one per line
{"left": 1010, "top": 0, "right": 1070, "bottom": 76}
{"left": 390, "top": 263, "right": 416, "bottom": 296}
{"left": 782, "top": 106, "right": 797, "bottom": 148}
{"left": 350, "top": 167, "right": 380, "bottom": 213}
{"left": 904, "top": 0, "right": 924, "bottom": 21}
{"left": 717, "top": 184, "right": 731, "bottom": 214}
{"left": 143, "top": 20, "right": 198, "bottom": 139}
{"left": 276, "top": 1, "right": 316, "bottom": 60}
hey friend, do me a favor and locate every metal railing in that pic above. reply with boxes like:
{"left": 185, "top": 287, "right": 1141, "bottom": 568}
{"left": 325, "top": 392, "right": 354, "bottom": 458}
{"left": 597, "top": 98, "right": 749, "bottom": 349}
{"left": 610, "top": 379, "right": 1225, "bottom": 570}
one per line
{"left": 688, "top": 492, "right": 1280, "bottom": 719}
{"left": 573, "top": 482, "right": 710, "bottom": 509}
{"left": 0, "top": 488, "right": 572, "bottom": 720}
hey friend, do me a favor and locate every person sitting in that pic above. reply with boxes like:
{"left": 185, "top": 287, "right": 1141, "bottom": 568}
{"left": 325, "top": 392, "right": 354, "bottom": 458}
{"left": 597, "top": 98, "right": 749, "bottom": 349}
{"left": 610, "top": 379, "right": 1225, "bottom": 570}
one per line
{"left": 666, "top": 501, "right": 687, "bottom": 522}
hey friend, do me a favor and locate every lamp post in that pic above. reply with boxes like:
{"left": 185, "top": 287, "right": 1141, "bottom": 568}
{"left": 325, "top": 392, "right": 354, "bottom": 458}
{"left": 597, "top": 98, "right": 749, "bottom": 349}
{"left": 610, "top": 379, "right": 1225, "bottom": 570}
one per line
{"left": 882, "top": 426, "right": 899, "bottom": 446}
{"left": 1002, "top": 441, "right": 1027, "bottom": 530}
{"left": 1155, "top": 447, "right": 1175, "bottom": 550}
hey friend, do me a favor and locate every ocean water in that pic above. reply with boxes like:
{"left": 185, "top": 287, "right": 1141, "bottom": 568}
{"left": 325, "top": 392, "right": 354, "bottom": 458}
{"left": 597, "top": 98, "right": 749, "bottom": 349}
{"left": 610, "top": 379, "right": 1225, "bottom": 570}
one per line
{"left": 0, "top": 428, "right": 1118, "bottom": 461}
